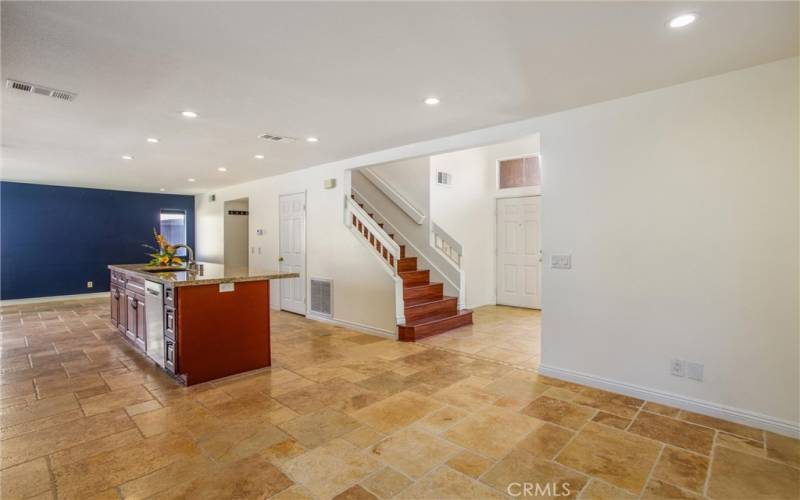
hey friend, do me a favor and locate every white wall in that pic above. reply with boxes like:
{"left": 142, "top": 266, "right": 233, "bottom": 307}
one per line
{"left": 195, "top": 58, "right": 798, "bottom": 432}
{"left": 223, "top": 198, "right": 249, "bottom": 269}
{"left": 430, "top": 134, "right": 540, "bottom": 308}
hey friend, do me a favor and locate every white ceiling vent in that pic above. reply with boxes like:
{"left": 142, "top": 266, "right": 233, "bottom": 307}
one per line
{"left": 258, "top": 133, "right": 296, "bottom": 143}
{"left": 5, "top": 79, "right": 77, "bottom": 102}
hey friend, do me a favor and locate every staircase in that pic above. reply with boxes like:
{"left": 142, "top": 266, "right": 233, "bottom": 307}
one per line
{"left": 348, "top": 194, "right": 472, "bottom": 341}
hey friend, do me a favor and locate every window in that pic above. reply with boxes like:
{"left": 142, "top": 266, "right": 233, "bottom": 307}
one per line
{"left": 160, "top": 210, "right": 187, "bottom": 255}
{"left": 498, "top": 155, "right": 540, "bottom": 189}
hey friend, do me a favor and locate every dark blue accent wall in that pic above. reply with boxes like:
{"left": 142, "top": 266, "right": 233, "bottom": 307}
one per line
{"left": 1, "top": 182, "right": 195, "bottom": 300}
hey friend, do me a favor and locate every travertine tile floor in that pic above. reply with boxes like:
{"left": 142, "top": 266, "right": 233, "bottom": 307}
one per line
{"left": 1, "top": 298, "right": 798, "bottom": 500}
{"left": 418, "top": 306, "right": 540, "bottom": 370}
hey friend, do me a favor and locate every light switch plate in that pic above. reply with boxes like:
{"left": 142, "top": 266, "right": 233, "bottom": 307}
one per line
{"left": 670, "top": 359, "right": 686, "bottom": 377}
{"left": 219, "top": 283, "right": 235, "bottom": 293}
{"left": 551, "top": 254, "right": 572, "bottom": 269}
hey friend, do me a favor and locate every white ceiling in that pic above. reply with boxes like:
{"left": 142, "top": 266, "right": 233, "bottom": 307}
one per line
{"left": 1, "top": 1, "right": 797, "bottom": 194}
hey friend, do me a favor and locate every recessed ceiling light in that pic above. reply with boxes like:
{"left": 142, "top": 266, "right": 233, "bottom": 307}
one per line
{"left": 669, "top": 13, "right": 697, "bottom": 28}
{"left": 424, "top": 97, "right": 440, "bottom": 106}
{"left": 159, "top": 188, "right": 165, "bottom": 192}
{"left": 217, "top": 167, "right": 227, "bottom": 172}
{"left": 121, "top": 155, "right": 134, "bottom": 160}
{"left": 254, "top": 154, "right": 265, "bottom": 159}
{"left": 181, "top": 110, "right": 198, "bottom": 118}
{"left": 146, "top": 137, "right": 160, "bottom": 143}
{"left": 187, "top": 178, "right": 196, "bottom": 182}
{"left": 306, "top": 137, "right": 319, "bottom": 143}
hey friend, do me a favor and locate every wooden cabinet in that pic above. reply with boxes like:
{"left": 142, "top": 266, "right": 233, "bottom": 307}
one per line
{"left": 125, "top": 294, "right": 138, "bottom": 342}
{"left": 110, "top": 284, "right": 120, "bottom": 326}
{"left": 134, "top": 294, "right": 146, "bottom": 350}
{"left": 165, "top": 339, "right": 176, "bottom": 373}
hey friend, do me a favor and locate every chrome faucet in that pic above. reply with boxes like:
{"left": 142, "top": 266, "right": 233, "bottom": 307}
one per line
{"left": 173, "top": 244, "right": 197, "bottom": 271}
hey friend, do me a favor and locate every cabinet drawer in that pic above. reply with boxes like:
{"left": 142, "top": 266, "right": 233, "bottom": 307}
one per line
{"left": 165, "top": 340, "right": 176, "bottom": 373}
{"left": 164, "top": 306, "right": 176, "bottom": 340}
{"left": 164, "top": 286, "right": 175, "bottom": 307}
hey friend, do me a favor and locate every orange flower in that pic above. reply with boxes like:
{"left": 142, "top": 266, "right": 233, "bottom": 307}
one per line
{"left": 159, "top": 255, "right": 170, "bottom": 264}
{"left": 171, "top": 256, "right": 183, "bottom": 264}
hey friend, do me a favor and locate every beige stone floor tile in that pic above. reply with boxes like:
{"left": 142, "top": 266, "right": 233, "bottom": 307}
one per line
{"left": 370, "top": 427, "right": 460, "bottom": 479}
{"left": 415, "top": 405, "right": 468, "bottom": 434}
{"left": 53, "top": 431, "right": 201, "bottom": 498}
{"left": 652, "top": 446, "right": 709, "bottom": 493}
{"left": 283, "top": 438, "right": 382, "bottom": 498}
{"left": 33, "top": 372, "right": 107, "bottom": 399}
{"left": 482, "top": 448, "right": 588, "bottom": 499}
{"left": 119, "top": 455, "right": 213, "bottom": 499}
{"left": 444, "top": 405, "right": 541, "bottom": 459}
{"left": 131, "top": 400, "right": 218, "bottom": 439}
{"left": 707, "top": 446, "right": 800, "bottom": 500}
{"left": 395, "top": 466, "right": 506, "bottom": 500}
{"left": 353, "top": 391, "right": 442, "bottom": 434}
{"left": 431, "top": 380, "right": 498, "bottom": 411}
{"left": 570, "top": 388, "right": 641, "bottom": 419}
{"left": 766, "top": 431, "right": 800, "bottom": 468}
{"left": 484, "top": 375, "right": 550, "bottom": 402}
{"left": 361, "top": 467, "right": 411, "bottom": 499}
{"left": 515, "top": 421, "right": 574, "bottom": 460}
{"left": 1, "top": 409, "right": 135, "bottom": 468}
{"left": 125, "top": 399, "right": 162, "bottom": 417}
{"left": 0, "top": 458, "right": 52, "bottom": 500}
{"left": 556, "top": 422, "right": 661, "bottom": 494}
{"left": 446, "top": 450, "right": 494, "bottom": 478}
{"left": 629, "top": 411, "right": 714, "bottom": 456}
{"left": 343, "top": 426, "right": 386, "bottom": 449}
{"left": 79, "top": 385, "right": 153, "bottom": 416}
{"left": 270, "top": 485, "right": 316, "bottom": 500}
{"left": 641, "top": 479, "right": 702, "bottom": 499}
{"left": 279, "top": 407, "right": 360, "bottom": 448}
{"left": 259, "top": 437, "right": 307, "bottom": 464}
{"left": 642, "top": 402, "right": 681, "bottom": 417}
{"left": 474, "top": 346, "right": 532, "bottom": 365}
{"left": 716, "top": 431, "right": 766, "bottom": 458}
{"left": 357, "top": 372, "right": 419, "bottom": 395}
{"left": 0, "top": 407, "right": 85, "bottom": 441}
{"left": 0, "top": 393, "right": 79, "bottom": 427}
{"left": 578, "top": 479, "right": 636, "bottom": 499}
{"left": 197, "top": 420, "right": 288, "bottom": 463}
{"left": 153, "top": 453, "right": 293, "bottom": 500}
{"left": 678, "top": 410, "right": 764, "bottom": 441}
{"left": 48, "top": 428, "right": 143, "bottom": 469}
{"left": 333, "top": 485, "right": 380, "bottom": 500}
{"left": 592, "top": 411, "right": 631, "bottom": 430}
{"left": 521, "top": 396, "right": 596, "bottom": 430}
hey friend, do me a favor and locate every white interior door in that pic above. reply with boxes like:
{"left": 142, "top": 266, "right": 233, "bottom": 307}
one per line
{"left": 496, "top": 196, "right": 541, "bottom": 309}
{"left": 279, "top": 192, "right": 306, "bottom": 314}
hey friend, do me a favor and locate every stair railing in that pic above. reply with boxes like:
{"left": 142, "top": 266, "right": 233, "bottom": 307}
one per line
{"left": 344, "top": 194, "right": 406, "bottom": 324}
{"left": 431, "top": 222, "right": 467, "bottom": 310}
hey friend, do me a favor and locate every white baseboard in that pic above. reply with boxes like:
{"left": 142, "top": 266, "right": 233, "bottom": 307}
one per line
{"left": 0, "top": 292, "right": 110, "bottom": 306}
{"left": 306, "top": 313, "right": 396, "bottom": 339}
{"left": 538, "top": 364, "right": 800, "bottom": 438}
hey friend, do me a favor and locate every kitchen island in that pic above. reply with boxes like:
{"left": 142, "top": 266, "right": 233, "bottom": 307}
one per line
{"left": 108, "top": 263, "right": 298, "bottom": 385}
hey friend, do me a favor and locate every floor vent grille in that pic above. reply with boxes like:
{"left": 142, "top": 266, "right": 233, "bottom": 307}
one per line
{"left": 310, "top": 278, "right": 332, "bottom": 317}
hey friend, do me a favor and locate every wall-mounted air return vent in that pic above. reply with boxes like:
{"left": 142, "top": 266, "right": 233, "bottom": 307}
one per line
{"left": 5, "top": 79, "right": 77, "bottom": 102}
{"left": 436, "top": 171, "right": 453, "bottom": 186}
{"left": 258, "top": 133, "right": 296, "bottom": 143}
{"left": 310, "top": 278, "right": 332, "bottom": 317}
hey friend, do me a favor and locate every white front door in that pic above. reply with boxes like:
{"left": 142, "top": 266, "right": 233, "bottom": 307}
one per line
{"left": 496, "top": 196, "right": 541, "bottom": 309}
{"left": 279, "top": 192, "right": 306, "bottom": 314}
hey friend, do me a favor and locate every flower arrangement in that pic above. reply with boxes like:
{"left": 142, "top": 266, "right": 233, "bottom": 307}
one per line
{"left": 143, "top": 228, "right": 184, "bottom": 267}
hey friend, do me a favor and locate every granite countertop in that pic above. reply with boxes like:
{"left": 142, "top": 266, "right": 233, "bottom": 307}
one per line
{"left": 108, "top": 263, "right": 299, "bottom": 287}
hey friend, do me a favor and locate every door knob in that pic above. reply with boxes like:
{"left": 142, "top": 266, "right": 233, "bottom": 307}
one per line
{"left": 278, "top": 257, "right": 284, "bottom": 262}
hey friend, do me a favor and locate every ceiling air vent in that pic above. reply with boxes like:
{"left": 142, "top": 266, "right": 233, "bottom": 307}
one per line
{"left": 5, "top": 79, "right": 77, "bottom": 102}
{"left": 258, "top": 133, "right": 296, "bottom": 143}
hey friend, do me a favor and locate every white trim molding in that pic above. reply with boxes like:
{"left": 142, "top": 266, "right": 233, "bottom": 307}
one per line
{"left": 306, "top": 313, "right": 396, "bottom": 339}
{"left": 361, "top": 167, "right": 426, "bottom": 225}
{"left": 0, "top": 291, "right": 110, "bottom": 306}
{"left": 538, "top": 364, "right": 800, "bottom": 438}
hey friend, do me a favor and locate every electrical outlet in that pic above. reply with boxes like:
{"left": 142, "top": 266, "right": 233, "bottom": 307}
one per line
{"left": 86, "top": 281, "right": 93, "bottom": 289}
{"left": 687, "top": 362, "right": 704, "bottom": 381}
{"left": 670, "top": 359, "right": 685, "bottom": 377}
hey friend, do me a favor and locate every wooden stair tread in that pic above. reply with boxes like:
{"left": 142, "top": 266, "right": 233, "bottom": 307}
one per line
{"left": 399, "top": 309, "right": 472, "bottom": 327}
{"left": 404, "top": 295, "right": 457, "bottom": 308}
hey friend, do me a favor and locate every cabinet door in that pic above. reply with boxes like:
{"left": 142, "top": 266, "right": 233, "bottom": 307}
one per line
{"left": 126, "top": 295, "right": 138, "bottom": 341}
{"left": 110, "top": 286, "right": 119, "bottom": 326}
{"left": 135, "top": 296, "right": 146, "bottom": 350}
{"left": 164, "top": 306, "right": 176, "bottom": 340}
{"left": 118, "top": 290, "right": 128, "bottom": 335}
